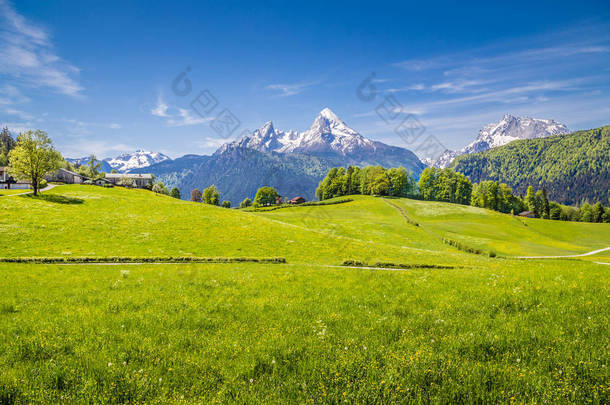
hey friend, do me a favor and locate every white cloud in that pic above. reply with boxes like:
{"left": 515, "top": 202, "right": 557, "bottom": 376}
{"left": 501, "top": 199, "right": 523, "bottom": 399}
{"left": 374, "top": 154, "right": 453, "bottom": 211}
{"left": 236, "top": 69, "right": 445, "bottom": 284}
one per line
{"left": 150, "top": 95, "right": 213, "bottom": 127}
{"left": 2, "top": 107, "right": 33, "bottom": 120}
{"left": 150, "top": 96, "right": 169, "bottom": 117}
{"left": 194, "top": 137, "right": 226, "bottom": 149}
{"left": 109, "top": 123, "right": 121, "bottom": 129}
{"left": 265, "top": 81, "right": 318, "bottom": 97}
{"left": 0, "top": 0, "right": 82, "bottom": 96}
{"left": 166, "top": 108, "right": 212, "bottom": 127}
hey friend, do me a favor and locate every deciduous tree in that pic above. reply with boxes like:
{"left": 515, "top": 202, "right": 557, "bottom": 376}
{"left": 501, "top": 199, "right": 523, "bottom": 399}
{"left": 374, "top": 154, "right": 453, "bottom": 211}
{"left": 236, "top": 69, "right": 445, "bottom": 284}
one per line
{"left": 8, "top": 130, "right": 62, "bottom": 195}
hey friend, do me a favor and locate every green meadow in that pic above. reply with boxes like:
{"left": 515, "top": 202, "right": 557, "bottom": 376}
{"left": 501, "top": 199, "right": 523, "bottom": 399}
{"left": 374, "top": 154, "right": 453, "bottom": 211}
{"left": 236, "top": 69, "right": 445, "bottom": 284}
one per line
{"left": 1, "top": 185, "right": 608, "bottom": 403}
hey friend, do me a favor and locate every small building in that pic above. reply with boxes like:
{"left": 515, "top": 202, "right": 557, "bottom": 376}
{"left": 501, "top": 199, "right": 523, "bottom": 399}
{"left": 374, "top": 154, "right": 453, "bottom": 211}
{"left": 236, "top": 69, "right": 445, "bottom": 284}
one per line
{"left": 46, "top": 168, "right": 87, "bottom": 184}
{"left": 518, "top": 211, "right": 536, "bottom": 218}
{"left": 276, "top": 196, "right": 283, "bottom": 205}
{"left": 289, "top": 196, "right": 306, "bottom": 205}
{"left": 104, "top": 173, "right": 153, "bottom": 188}
{"left": 0, "top": 166, "right": 30, "bottom": 189}
{"left": 93, "top": 177, "right": 113, "bottom": 186}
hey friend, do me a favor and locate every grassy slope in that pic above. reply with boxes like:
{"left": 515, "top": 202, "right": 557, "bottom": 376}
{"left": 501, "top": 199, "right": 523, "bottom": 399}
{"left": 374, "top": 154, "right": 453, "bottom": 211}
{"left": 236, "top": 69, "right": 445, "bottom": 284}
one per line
{"left": 1, "top": 261, "right": 607, "bottom": 403}
{"left": 0, "top": 185, "right": 465, "bottom": 266}
{"left": 256, "top": 195, "right": 610, "bottom": 257}
{"left": 400, "top": 199, "right": 610, "bottom": 256}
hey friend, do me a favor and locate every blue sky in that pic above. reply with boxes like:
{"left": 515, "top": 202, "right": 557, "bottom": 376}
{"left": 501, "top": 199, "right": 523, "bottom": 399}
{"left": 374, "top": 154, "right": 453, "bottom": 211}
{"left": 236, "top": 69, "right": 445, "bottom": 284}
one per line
{"left": 1, "top": 0, "right": 609, "bottom": 159}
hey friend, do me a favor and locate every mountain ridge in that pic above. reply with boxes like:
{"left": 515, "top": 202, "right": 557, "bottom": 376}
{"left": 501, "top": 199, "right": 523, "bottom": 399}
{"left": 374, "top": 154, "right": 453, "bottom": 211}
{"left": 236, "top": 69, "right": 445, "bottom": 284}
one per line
{"left": 450, "top": 125, "right": 610, "bottom": 205}
{"left": 432, "top": 114, "right": 569, "bottom": 168}
{"left": 136, "top": 108, "right": 425, "bottom": 203}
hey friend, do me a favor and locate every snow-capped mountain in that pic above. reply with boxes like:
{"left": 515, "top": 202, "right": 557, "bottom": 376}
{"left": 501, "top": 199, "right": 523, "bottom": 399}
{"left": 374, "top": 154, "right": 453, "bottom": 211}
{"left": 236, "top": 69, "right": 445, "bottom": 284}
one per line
{"left": 430, "top": 114, "right": 569, "bottom": 168}
{"left": 67, "top": 150, "right": 171, "bottom": 173}
{"left": 106, "top": 150, "right": 171, "bottom": 172}
{"left": 220, "top": 108, "right": 424, "bottom": 167}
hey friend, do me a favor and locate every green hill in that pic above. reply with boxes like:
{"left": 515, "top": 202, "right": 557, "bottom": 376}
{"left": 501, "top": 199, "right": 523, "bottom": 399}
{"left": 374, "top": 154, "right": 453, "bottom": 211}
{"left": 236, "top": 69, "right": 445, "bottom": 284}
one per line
{"left": 2, "top": 185, "right": 609, "bottom": 262}
{"left": 1, "top": 185, "right": 608, "bottom": 403}
{"left": 450, "top": 125, "right": 610, "bottom": 205}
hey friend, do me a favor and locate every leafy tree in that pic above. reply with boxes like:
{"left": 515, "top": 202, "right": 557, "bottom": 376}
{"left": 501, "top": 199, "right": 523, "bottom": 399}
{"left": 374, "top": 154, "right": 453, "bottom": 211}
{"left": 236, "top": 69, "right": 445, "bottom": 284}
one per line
{"left": 190, "top": 188, "right": 202, "bottom": 202}
{"left": 254, "top": 186, "right": 279, "bottom": 206}
{"left": 152, "top": 182, "right": 169, "bottom": 195}
{"left": 386, "top": 167, "right": 416, "bottom": 197}
{"left": 592, "top": 202, "right": 605, "bottom": 223}
{"left": 549, "top": 202, "right": 562, "bottom": 220}
{"left": 534, "top": 190, "right": 546, "bottom": 218}
{"left": 524, "top": 186, "right": 537, "bottom": 216}
{"left": 203, "top": 185, "right": 220, "bottom": 205}
{"left": 222, "top": 200, "right": 231, "bottom": 208}
{"left": 8, "top": 130, "right": 62, "bottom": 195}
{"left": 0, "top": 127, "right": 16, "bottom": 166}
{"left": 87, "top": 155, "right": 103, "bottom": 179}
{"left": 111, "top": 169, "right": 118, "bottom": 174}
{"left": 117, "top": 177, "right": 136, "bottom": 187}
{"left": 418, "top": 167, "right": 472, "bottom": 204}
{"left": 603, "top": 207, "right": 610, "bottom": 223}
{"left": 579, "top": 203, "right": 592, "bottom": 222}
{"left": 541, "top": 187, "right": 550, "bottom": 219}
{"left": 170, "top": 187, "right": 181, "bottom": 199}
{"left": 240, "top": 197, "right": 252, "bottom": 208}
{"left": 417, "top": 167, "right": 438, "bottom": 201}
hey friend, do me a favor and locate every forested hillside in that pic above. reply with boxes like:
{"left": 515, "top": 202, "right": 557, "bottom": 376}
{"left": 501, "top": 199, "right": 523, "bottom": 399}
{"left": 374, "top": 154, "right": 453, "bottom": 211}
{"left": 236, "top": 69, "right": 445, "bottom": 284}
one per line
{"left": 450, "top": 126, "right": 610, "bottom": 205}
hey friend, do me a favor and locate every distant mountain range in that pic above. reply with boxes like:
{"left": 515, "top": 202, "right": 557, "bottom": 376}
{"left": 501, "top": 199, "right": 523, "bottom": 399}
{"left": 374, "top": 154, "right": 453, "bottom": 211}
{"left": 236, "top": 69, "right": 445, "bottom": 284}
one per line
{"left": 68, "top": 110, "right": 608, "bottom": 206}
{"left": 67, "top": 150, "right": 170, "bottom": 173}
{"left": 428, "top": 114, "right": 569, "bottom": 168}
{"left": 133, "top": 108, "right": 426, "bottom": 203}
{"left": 450, "top": 125, "right": 610, "bottom": 205}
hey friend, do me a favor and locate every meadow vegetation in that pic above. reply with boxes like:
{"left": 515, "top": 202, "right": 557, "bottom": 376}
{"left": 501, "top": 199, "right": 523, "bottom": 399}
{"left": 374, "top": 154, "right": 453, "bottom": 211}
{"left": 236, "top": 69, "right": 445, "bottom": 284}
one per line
{"left": 0, "top": 185, "right": 608, "bottom": 403}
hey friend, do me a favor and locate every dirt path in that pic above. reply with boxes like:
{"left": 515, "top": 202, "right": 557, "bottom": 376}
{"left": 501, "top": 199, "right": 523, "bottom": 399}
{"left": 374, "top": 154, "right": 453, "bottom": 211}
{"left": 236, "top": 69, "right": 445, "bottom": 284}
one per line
{"left": 516, "top": 247, "right": 610, "bottom": 259}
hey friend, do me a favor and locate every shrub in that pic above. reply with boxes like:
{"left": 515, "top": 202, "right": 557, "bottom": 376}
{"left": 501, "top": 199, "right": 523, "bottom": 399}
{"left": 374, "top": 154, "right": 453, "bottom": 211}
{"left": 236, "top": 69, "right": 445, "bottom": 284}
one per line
{"left": 222, "top": 200, "right": 231, "bottom": 208}
{"left": 203, "top": 185, "right": 220, "bottom": 205}
{"left": 190, "top": 189, "right": 202, "bottom": 202}
{"left": 240, "top": 198, "right": 252, "bottom": 208}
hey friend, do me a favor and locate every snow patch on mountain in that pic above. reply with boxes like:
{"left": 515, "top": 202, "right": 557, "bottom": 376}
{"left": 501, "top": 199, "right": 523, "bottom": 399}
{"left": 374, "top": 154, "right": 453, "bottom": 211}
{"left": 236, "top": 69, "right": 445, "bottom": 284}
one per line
{"left": 68, "top": 150, "right": 171, "bottom": 173}
{"left": 106, "top": 150, "right": 171, "bottom": 172}
{"left": 224, "top": 107, "right": 385, "bottom": 157}
{"left": 429, "top": 114, "right": 569, "bottom": 168}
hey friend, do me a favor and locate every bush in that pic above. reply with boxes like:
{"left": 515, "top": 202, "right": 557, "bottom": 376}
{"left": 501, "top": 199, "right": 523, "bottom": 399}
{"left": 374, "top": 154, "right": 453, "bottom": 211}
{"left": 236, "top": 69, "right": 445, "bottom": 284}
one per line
{"left": 222, "top": 200, "right": 231, "bottom": 208}
{"left": 240, "top": 198, "right": 252, "bottom": 208}
{"left": 203, "top": 185, "right": 220, "bottom": 205}
{"left": 190, "top": 189, "right": 202, "bottom": 202}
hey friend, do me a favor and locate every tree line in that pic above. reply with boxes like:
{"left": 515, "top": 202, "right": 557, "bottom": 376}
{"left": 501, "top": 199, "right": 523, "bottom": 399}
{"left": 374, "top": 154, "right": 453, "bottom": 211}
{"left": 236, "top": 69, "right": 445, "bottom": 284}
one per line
{"left": 315, "top": 166, "right": 416, "bottom": 200}
{"left": 316, "top": 166, "right": 610, "bottom": 223}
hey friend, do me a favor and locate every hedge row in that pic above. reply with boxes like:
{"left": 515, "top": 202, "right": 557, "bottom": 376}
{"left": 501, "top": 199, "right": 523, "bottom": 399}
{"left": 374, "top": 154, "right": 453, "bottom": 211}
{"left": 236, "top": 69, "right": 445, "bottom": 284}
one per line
{"left": 0, "top": 256, "right": 287, "bottom": 264}
{"left": 442, "top": 238, "right": 497, "bottom": 257}
{"left": 245, "top": 198, "right": 354, "bottom": 212}
{"left": 342, "top": 260, "right": 454, "bottom": 269}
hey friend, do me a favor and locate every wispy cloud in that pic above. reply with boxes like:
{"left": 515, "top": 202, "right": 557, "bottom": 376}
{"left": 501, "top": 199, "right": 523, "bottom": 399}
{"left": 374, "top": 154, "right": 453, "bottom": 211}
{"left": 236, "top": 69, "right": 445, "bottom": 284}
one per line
{"left": 0, "top": 0, "right": 82, "bottom": 96}
{"left": 150, "top": 96, "right": 170, "bottom": 117}
{"left": 150, "top": 95, "right": 212, "bottom": 127}
{"left": 265, "top": 81, "right": 318, "bottom": 97}
{"left": 166, "top": 108, "right": 212, "bottom": 127}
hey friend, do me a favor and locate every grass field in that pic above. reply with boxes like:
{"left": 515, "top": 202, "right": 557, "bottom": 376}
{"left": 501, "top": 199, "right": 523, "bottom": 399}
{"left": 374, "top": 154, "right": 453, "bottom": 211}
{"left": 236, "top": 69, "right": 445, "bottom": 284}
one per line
{"left": 0, "top": 189, "right": 29, "bottom": 196}
{"left": 0, "top": 185, "right": 608, "bottom": 403}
